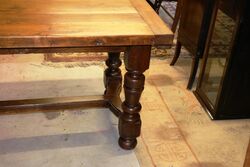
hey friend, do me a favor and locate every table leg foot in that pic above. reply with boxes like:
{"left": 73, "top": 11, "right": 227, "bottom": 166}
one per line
{"left": 118, "top": 137, "right": 137, "bottom": 150}
{"left": 118, "top": 111, "right": 141, "bottom": 149}
{"left": 118, "top": 71, "right": 144, "bottom": 149}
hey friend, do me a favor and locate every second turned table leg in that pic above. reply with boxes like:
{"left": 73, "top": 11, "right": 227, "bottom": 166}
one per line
{"left": 104, "top": 52, "right": 122, "bottom": 97}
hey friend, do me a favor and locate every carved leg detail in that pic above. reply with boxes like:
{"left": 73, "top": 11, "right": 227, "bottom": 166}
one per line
{"left": 119, "top": 71, "right": 145, "bottom": 149}
{"left": 104, "top": 52, "right": 122, "bottom": 97}
{"left": 118, "top": 46, "right": 151, "bottom": 150}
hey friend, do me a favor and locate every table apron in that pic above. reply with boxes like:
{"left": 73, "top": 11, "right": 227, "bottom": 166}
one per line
{"left": 0, "top": 46, "right": 129, "bottom": 55}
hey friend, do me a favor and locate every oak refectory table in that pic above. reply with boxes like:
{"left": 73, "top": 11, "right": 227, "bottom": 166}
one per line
{"left": 0, "top": 0, "right": 173, "bottom": 149}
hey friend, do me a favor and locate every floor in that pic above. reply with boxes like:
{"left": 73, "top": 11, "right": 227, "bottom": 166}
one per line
{"left": 0, "top": 54, "right": 141, "bottom": 167}
{"left": 0, "top": 54, "right": 249, "bottom": 167}
{"left": 137, "top": 57, "right": 250, "bottom": 167}
{"left": 0, "top": 2, "right": 249, "bottom": 166}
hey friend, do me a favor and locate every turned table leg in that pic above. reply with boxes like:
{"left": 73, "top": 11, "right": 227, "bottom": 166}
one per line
{"left": 119, "top": 46, "right": 151, "bottom": 150}
{"left": 104, "top": 52, "right": 122, "bottom": 97}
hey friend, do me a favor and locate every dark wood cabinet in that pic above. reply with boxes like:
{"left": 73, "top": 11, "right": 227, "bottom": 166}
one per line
{"left": 194, "top": 0, "right": 250, "bottom": 119}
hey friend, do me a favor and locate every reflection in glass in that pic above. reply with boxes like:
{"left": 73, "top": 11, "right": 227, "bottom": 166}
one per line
{"left": 201, "top": 8, "right": 236, "bottom": 106}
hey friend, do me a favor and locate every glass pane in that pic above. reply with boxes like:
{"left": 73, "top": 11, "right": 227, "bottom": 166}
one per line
{"left": 201, "top": 8, "right": 236, "bottom": 106}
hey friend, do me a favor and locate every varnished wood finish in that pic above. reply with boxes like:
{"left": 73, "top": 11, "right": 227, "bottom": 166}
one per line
{"left": 131, "top": 0, "right": 173, "bottom": 45}
{"left": 171, "top": 0, "right": 181, "bottom": 33}
{"left": 119, "top": 46, "right": 151, "bottom": 149}
{"left": 171, "top": 0, "right": 213, "bottom": 89}
{"left": 104, "top": 53, "right": 122, "bottom": 96}
{"left": 0, "top": 46, "right": 126, "bottom": 55}
{"left": 170, "top": 40, "right": 181, "bottom": 65}
{"left": 0, "top": 0, "right": 173, "bottom": 149}
{"left": 178, "top": 0, "right": 206, "bottom": 54}
{"left": 195, "top": 0, "right": 250, "bottom": 119}
{"left": 148, "top": 0, "right": 180, "bottom": 33}
{"left": 0, "top": 95, "right": 106, "bottom": 112}
{"left": 104, "top": 53, "right": 123, "bottom": 117}
{"left": 0, "top": 0, "right": 173, "bottom": 48}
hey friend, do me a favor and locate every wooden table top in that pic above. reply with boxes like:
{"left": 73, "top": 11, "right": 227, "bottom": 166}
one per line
{"left": 0, "top": 0, "right": 173, "bottom": 48}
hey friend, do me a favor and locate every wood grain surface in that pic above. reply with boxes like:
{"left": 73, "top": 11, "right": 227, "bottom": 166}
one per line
{"left": 0, "top": 0, "right": 173, "bottom": 48}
